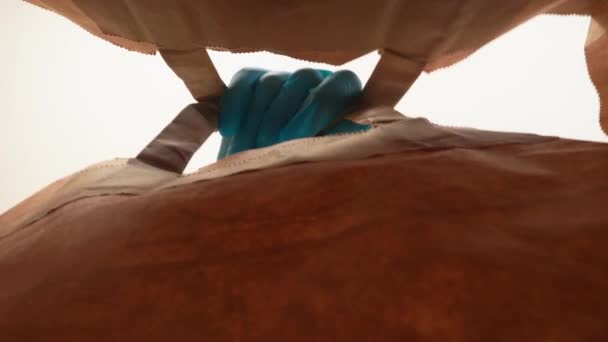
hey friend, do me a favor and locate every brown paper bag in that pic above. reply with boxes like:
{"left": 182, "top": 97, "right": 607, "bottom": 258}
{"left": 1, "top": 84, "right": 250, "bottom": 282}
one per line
{"left": 2, "top": 1, "right": 608, "bottom": 340}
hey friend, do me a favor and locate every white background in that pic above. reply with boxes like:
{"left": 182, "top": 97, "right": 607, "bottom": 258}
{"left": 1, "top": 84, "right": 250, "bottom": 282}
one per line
{"left": 1, "top": 1, "right": 606, "bottom": 213}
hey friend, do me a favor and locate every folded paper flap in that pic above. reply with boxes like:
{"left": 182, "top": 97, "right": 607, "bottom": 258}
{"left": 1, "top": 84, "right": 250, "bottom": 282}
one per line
{"left": 29, "top": 0, "right": 601, "bottom": 59}
{"left": 67, "top": 0, "right": 553, "bottom": 55}
{"left": 26, "top": 0, "right": 156, "bottom": 53}
{"left": 24, "top": 0, "right": 608, "bottom": 133}
{"left": 1, "top": 108, "right": 558, "bottom": 232}
{"left": 411, "top": 1, "right": 605, "bottom": 85}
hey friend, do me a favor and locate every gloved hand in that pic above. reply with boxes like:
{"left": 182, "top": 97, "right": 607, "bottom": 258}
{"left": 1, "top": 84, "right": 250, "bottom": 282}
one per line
{"left": 217, "top": 68, "right": 369, "bottom": 159}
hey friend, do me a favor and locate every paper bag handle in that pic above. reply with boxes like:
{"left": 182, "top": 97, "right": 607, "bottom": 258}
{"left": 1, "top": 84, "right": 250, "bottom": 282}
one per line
{"left": 135, "top": 101, "right": 219, "bottom": 173}
{"left": 135, "top": 49, "right": 223, "bottom": 173}
{"left": 359, "top": 49, "right": 424, "bottom": 109}
{"left": 136, "top": 48, "right": 423, "bottom": 173}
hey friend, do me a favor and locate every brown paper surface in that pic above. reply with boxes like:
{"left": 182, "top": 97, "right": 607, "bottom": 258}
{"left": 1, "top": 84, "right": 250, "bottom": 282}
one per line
{"left": 2, "top": 132, "right": 607, "bottom": 340}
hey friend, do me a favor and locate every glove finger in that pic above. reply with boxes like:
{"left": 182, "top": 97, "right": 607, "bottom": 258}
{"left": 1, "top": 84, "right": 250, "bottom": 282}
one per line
{"left": 217, "top": 135, "right": 234, "bottom": 160}
{"left": 256, "top": 68, "right": 327, "bottom": 148}
{"left": 279, "top": 70, "right": 362, "bottom": 142}
{"left": 218, "top": 68, "right": 267, "bottom": 137}
{"left": 228, "top": 71, "right": 289, "bottom": 155}
{"left": 318, "top": 69, "right": 333, "bottom": 78}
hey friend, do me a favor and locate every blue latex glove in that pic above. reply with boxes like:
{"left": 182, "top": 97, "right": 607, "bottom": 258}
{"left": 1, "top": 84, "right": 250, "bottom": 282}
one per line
{"left": 217, "top": 68, "right": 369, "bottom": 159}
